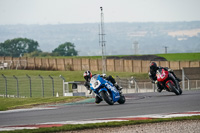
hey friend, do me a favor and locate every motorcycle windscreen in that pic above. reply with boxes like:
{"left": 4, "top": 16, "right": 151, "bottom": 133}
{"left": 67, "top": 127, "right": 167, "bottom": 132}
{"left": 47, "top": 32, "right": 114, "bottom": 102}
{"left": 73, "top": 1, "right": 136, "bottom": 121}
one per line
{"left": 90, "top": 74, "right": 102, "bottom": 90}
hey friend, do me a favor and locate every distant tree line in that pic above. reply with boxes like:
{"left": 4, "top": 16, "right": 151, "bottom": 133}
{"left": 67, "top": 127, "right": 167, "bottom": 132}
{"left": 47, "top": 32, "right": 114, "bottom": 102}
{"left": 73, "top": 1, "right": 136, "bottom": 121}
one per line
{"left": 0, "top": 38, "right": 78, "bottom": 57}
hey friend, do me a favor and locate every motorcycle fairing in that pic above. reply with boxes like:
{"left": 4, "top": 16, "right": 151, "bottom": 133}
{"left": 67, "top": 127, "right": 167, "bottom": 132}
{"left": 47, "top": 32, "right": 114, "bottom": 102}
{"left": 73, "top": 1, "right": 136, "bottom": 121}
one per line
{"left": 103, "top": 82, "right": 120, "bottom": 102}
{"left": 156, "top": 68, "right": 168, "bottom": 82}
{"left": 90, "top": 74, "right": 120, "bottom": 102}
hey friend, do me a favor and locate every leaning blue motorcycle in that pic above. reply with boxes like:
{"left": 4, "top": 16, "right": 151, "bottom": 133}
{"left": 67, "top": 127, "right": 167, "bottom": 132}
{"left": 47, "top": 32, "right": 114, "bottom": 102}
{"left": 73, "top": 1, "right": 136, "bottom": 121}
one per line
{"left": 90, "top": 74, "right": 126, "bottom": 105}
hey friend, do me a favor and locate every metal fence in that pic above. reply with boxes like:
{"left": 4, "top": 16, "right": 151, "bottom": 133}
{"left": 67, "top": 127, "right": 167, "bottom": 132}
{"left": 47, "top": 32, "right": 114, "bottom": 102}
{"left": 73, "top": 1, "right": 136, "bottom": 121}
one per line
{"left": 115, "top": 78, "right": 200, "bottom": 94}
{"left": 183, "top": 80, "right": 200, "bottom": 90}
{"left": 77, "top": 79, "right": 200, "bottom": 97}
{"left": 0, "top": 75, "right": 63, "bottom": 98}
{"left": 115, "top": 77, "right": 156, "bottom": 93}
{"left": 76, "top": 73, "right": 200, "bottom": 97}
{"left": 1, "top": 74, "right": 200, "bottom": 98}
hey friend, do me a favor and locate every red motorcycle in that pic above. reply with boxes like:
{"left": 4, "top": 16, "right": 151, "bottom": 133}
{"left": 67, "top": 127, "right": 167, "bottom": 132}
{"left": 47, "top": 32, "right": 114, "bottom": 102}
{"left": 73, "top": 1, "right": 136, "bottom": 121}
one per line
{"left": 156, "top": 68, "right": 182, "bottom": 95}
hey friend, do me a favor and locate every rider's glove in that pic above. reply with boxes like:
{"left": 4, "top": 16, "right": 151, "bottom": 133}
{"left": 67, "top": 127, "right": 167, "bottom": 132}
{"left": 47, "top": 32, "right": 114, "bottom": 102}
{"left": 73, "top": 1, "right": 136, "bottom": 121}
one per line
{"left": 151, "top": 80, "right": 157, "bottom": 84}
{"left": 168, "top": 69, "right": 173, "bottom": 72}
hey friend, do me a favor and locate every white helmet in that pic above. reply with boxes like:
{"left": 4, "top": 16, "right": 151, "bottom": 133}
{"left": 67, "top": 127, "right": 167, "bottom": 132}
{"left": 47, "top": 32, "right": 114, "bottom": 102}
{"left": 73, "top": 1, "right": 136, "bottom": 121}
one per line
{"left": 102, "top": 73, "right": 106, "bottom": 78}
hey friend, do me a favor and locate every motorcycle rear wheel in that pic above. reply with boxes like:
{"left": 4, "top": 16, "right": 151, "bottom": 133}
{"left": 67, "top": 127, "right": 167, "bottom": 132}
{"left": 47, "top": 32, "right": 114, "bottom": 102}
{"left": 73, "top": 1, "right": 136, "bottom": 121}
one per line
{"left": 100, "top": 91, "right": 114, "bottom": 105}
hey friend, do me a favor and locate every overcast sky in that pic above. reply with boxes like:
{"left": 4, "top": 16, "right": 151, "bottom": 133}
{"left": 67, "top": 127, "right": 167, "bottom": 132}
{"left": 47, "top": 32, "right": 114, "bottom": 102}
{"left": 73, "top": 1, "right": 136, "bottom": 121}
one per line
{"left": 0, "top": 0, "right": 200, "bottom": 25}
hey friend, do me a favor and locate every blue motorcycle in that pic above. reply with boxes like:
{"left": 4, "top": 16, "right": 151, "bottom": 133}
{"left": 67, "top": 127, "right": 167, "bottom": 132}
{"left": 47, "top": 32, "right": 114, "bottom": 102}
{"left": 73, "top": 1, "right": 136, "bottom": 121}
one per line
{"left": 90, "top": 74, "right": 126, "bottom": 105}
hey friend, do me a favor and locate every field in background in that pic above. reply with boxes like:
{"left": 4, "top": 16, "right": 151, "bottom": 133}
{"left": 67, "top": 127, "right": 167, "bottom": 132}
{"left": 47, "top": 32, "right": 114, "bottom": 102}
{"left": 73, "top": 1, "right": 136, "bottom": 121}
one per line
{"left": 32, "top": 53, "right": 200, "bottom": 61}
{"left": 168, "top": 29, "right": 200, "bottom": 37}
{"left": 156, "top": 53, "right": 200, "bottom": 61}
{"left": 1, "top": 52, "right": 199, "bottom": 81}
{"left": 109, "top": 53, "right": 200, "bottom": 61}
{"left": 0, "top": 70, "right": 149, "bottom": 82}
{"left": 62, "top": 53, "right": 200, "bottom": 61}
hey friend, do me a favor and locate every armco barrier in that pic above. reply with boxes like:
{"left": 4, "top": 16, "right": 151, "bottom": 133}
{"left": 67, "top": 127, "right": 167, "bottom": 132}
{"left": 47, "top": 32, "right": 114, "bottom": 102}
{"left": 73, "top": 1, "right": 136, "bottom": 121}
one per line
{"left": 0, "top": 57, "right": 199, "bottom": 73}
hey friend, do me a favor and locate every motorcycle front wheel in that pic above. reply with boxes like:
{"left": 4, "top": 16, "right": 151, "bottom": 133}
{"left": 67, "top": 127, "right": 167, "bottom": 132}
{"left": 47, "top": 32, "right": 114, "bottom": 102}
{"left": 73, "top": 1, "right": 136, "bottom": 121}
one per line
{"left": 117, "top": 95, "right": 126, "bottom": 104}
{"left": 100, "top": 91, "right": 114, "bottom": 105}
{"left": 167, "top": 82, "right": 180, "bottom": 95}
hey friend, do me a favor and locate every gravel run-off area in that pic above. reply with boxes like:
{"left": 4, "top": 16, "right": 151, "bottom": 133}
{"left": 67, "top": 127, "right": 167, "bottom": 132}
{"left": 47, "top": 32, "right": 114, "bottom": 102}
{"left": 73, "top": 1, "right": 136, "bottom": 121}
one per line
{"left": 63, "top": 120, "right": 200, "bottom": 133}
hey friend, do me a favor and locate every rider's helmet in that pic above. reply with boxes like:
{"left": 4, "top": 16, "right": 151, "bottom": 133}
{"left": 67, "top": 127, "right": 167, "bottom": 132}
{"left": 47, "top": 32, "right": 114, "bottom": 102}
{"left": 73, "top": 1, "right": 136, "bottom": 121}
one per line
{"left": 150, "top": 62, "right": 158, "bottom": 71}
{"left": 83, "top": 70, "right": 92, "bottom": 82}
{"left": 102, "top": 73, "right": 106, "bottom": 78}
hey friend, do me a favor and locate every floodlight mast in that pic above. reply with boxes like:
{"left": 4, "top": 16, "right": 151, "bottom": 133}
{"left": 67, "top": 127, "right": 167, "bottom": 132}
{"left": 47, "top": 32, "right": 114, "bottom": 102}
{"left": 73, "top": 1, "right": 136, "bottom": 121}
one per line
{"left": 99, "top": 7, "right": 106, "bottom": 74}
{"left": 164, "top": 46, "right": 168, "bottom": 54}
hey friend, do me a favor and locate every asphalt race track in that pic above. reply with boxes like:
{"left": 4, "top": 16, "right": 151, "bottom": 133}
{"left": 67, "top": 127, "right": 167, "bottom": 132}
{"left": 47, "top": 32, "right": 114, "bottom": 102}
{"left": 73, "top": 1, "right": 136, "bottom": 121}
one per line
{"left": 0, "top": 90, "right": 200, "bottom": 127}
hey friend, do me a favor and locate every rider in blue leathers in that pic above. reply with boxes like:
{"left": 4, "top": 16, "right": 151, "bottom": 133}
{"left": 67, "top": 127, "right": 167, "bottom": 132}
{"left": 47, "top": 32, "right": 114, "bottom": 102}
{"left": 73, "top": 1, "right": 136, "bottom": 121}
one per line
{"left": 83, "top": 70, "right": 122, "bottom": 103}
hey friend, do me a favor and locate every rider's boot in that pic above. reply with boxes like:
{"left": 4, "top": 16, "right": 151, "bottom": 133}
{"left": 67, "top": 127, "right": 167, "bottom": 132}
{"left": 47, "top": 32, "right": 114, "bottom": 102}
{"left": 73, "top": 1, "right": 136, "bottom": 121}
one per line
{"left": 176, "top": 77, "right": 182, "bottom": 82}
{"left": 95, "top": 96, "right": 102, "bottom": 104}
{"left": 114, "top": 83, "right": 123, "bottom": 90}
{"left": 173, "top": 74, "right": 181, "bottom": 82}
{"left": 157, "top": 83, "right": 163, "bottom": 93}
{"left": 171, "top": 72, "right": 182, "bottom": 82}
{"left": 157, "top": 88, "right": 163, "bottom": 93}
{"left": 114, "top": 83, "right": 122, "bottom": 90}
{"left": 114, "top": 83, "right": 123, "bottom": 94}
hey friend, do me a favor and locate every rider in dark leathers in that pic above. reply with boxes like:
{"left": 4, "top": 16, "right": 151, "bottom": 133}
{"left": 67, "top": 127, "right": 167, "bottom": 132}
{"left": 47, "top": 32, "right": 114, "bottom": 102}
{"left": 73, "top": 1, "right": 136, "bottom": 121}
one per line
{"left": 101, "top": 74, "right": 122, "bottom": 90}
{"left": 149, "top": 62, "right": 181, "bottom": 92}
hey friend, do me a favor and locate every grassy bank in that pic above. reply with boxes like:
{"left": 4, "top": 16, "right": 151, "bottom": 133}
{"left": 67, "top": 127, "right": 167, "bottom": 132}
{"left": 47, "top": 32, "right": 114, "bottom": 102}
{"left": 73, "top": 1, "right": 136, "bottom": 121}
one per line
{"left": 0, "top": 70, "right": 149, "bottom": 81}
{"left": 27, "top": 52, "right": 200, "bottom": 61}
{"left": 156, "top": 53, "right": 200, "bottom": 61}
{"left": 111, "top": 52, "right": 200, "bottom": 61}
{"left": 0, "top": 96, "right": 87, "bottom": 111}
{"left": 1, "top": 115, "right": 200, "bottom": 133}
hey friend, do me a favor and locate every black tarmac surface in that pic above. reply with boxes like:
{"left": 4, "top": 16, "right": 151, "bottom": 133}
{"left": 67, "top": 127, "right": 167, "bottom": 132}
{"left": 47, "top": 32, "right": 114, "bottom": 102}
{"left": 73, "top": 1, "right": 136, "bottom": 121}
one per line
{"left": 0, "top": 90, "right": 200, "bottom": 127}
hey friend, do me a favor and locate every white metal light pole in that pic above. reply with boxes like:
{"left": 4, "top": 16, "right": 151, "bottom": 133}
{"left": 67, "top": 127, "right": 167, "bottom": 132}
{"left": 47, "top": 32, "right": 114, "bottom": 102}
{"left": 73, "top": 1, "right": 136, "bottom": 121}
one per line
{"left": 99, "top": 7, "right": 106, "bottom": 74}
{"left": 133, "top": 41, "right": 139, "bottom": 55}
{"left": 164, "top": 46, "right": 168, "bottom": 54}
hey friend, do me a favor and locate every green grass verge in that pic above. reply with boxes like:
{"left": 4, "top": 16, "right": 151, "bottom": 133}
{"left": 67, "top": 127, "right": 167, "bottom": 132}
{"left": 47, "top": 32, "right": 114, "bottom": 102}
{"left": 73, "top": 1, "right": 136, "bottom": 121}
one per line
{"left": 0, "top": 70, "right": 148, "bottom": 81}
{"left": 29, "top": 52, "right": 200, "bottom": 61}
{"left": 156, "top": 53, "right": 200, "bottom": 61}
{"left": 0, "top": 96, "right": 87, "bottom": 111}
{"left": 2, "top": 115, "right": 200, "bottom": 133}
